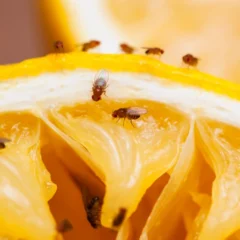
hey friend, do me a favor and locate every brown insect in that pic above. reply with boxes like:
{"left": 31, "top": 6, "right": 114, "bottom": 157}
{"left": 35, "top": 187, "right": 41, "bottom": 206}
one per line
{"left": 82, "top": 40, "right": 101, "bottom": 52}
{"left": 142, "top": 47, "right": 164, "bottom": 56}
{"left": 86, "top": 196, "right": 102, "bottom": 228}
{"left": 120, "top": 43, "right": 134, "bottom": 54}
{"left": 112, "top": 107, "right": 147, "bottom": 126}
{"left": 112, "top": 208, "right": 127, "bottom": 227}
{"left": 92, "top": 69, "right": 109, "bottom": 101}
{"left": 182, "top": 54, "right": 199, "bottom": 67}
{"left": 54, "top": 41, "right": 64, "bottom": 53}
{"left": 0, "top": 138, "right": 11, "bottom": 149}
{"left": 57, "top": 219, "right": 73, "bottom": 233}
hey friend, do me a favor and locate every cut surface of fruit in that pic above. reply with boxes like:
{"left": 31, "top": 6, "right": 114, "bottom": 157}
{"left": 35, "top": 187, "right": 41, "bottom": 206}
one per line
{"left": 0, "top": 113, "right": 56, "bottom": 240}
{"left": 1, "top": 52, "right": 240, "bottom": 239}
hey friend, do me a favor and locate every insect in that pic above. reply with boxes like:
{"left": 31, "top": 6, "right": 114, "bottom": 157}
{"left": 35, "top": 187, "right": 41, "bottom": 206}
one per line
{"left": 86, "top": 196, "right": 102, "bottom": 228}
{"left": 92, "top": 69, "right": 109, "bottom": 101}
{"left": 182, "top": 54, "right": 199, "bottom": 67}
{"left": 120, "top": 43, "right": 134, "bottom": 54}
{"left": 112, "top": 107, "right": 147, "bottom": 127}
{"left": 57, "top": 219, "right": 73, "bottom": 233}
{"left": 0, "top": 138, "right": 11, "bottom": 149}
{"left": 54, "top": 41, "right": 64, "bottom": 53}
{"left": 82, "top": 40, "right": 101, "bottom": 52}
{"left": 142, "top": 47, "right": 164, "bottom": 56}
{"left": 112, "top": 208, "right": 127, "bottom": 227}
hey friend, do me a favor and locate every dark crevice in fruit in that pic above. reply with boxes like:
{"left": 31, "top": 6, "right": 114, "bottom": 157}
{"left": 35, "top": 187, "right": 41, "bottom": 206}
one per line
{"left": 40, "top": 121, "right": 116, "bottom": 240}
{"left": 129, "top": 173, "right": 170, "bottom": 240}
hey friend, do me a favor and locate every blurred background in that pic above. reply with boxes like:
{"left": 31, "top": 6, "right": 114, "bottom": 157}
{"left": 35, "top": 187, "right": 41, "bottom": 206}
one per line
{"left": 0, "top": 0, "right": 49, "bottom": 64}
{"left": 0, "top": 0, "right": 240, "bottom": 82}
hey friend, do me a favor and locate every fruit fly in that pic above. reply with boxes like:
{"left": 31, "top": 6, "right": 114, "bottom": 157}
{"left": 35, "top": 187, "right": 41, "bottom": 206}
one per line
{"left": 86, "top": 196, "right": 102, "bottom": 228}
{"left": 54, "top": 41, "right": 64, "bottom": 53}
{"left": 112, "top": 107, "right": 147, "bottom": 127}
{"left": 57, "top": 219, "right": 73, "bottom": 233}
{"left": 82, "top": 40, "right": 101, "bottom": 52}
{"left": 112, "top": 208, "right": 127, "bottom": 227}
{"left": 92, "top": 69, "right": 109, "bottom": 101}
{"left": 142, "top": 47, "right": 164, "bottom": 56}
{"left": 120, "top": 43, "right": 134, "bottom": 54}
{"left": 0, "top": 138, "right": 11, "bottom": 149}
{"left": 182, "top": 54, "right": 199, "bottom": 67}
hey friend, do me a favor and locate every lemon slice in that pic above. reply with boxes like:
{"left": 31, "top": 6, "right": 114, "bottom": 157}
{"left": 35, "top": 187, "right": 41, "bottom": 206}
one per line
{"left": 1, "top": 52, "right": 240, "bottom": 239}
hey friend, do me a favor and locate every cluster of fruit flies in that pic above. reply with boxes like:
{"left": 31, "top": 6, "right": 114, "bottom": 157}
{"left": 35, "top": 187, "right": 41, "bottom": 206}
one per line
{"left": 54, "top": 40, "right": 101, "bottom": 53}
{"left": 52, "top": 40, "right": 199, "bottom": 229}
{"left": 92, "top": 69, "right": 148, "bottom": 127}
{"left": 54, "top": 40, "right": 199, "bottom": 67}
{"left": 120, "top": 43, "right": 164, "bottom": 56}
{"left": 120, "top": 42, "right": 198, "bottom": 66}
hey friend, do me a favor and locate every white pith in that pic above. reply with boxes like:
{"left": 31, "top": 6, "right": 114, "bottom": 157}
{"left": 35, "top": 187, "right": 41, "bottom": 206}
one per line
{"left": 1, "top": 69, "right": 240, "bottom": 128}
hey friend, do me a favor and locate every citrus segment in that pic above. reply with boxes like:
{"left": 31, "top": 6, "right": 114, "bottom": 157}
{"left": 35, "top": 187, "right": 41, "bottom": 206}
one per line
{"left": 196, "top": 119, "right": 240, "bottom": 240}
{"left": 116, "top": 220, "right": 132, "bottom": 240}
{"left": 41, "top": 136, "right": 116, "bottom": 240}
{"left": 185, "top": 193, "right": 211, "bottom": 240}
{"left": 47, "top": 99, "right": 190, "bottom": 228}
{"left": 140, "top": 120, "right": 195, "bottom": 239}
{"left": 0, "top": 113, "right": 56, "bottom": 240}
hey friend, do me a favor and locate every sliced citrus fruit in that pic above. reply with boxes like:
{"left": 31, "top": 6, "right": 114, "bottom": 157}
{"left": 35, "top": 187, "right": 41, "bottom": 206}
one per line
{"left": 1, "top": 52, "right": 240, "bottom": 239}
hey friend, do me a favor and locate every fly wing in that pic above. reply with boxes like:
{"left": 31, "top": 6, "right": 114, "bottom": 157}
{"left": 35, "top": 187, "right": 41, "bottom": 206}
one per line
{"left": 94, "top": 69, "right": 109, "bottom": 84}
{"left": 127, "top": 107, "right": 147, "bottom": 115}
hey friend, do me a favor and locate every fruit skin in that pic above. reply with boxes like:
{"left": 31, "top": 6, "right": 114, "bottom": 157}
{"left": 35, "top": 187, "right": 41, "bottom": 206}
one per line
{"left": 1, "top": 52, "right": 240, "bottom": 101}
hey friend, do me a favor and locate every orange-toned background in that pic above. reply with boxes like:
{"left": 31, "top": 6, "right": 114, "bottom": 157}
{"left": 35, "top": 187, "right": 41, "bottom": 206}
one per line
{"left": 0, "top": 1, "right": 49, "bottom": 64}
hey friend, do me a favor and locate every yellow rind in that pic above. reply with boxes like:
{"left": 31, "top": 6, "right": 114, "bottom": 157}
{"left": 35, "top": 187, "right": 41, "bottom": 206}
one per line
{"left": 0, "top": 52, "right": 240, "bottom": 101}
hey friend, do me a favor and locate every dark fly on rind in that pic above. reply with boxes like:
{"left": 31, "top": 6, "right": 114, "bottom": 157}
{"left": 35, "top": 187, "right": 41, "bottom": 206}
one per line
{"left": 82, "top": 40, "right": 101, "bottom": 52}
{"left": 182, "top": 53, "right": 199, "bottom": 67}
{"left": 120, "top": 43, "right": 135, "bottom": 54}
{"left": 143, "top": 47, "right": 164, "bottom": 56}
{"left": 54, "top": 41, "right": 64, "bottom": 53}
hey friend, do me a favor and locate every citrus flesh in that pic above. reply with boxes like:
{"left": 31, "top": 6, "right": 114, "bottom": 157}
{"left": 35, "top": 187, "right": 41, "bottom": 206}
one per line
{"left": 0, "top": 52, "right": 240, "bottom": 239}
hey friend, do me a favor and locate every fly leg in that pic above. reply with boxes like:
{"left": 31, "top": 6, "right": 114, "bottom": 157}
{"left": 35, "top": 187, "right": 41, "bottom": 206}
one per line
{"left": 130, "top": 119, "right": 135, "bottom": 128}
{"left": 123, "top": 118, "right": 126, "bottom": 126}
{"left": 103, "top": 90, "right": 108, "bottom": 97}
{"left": 116, "top": 117, "right": 121, "bottom": 123}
